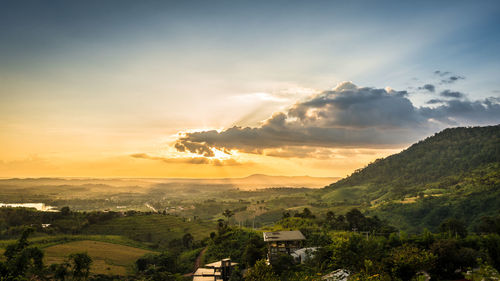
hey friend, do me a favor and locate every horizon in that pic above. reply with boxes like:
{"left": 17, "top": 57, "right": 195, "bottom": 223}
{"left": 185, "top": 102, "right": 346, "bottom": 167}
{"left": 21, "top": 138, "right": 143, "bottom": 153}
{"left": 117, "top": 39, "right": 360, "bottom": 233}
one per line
{"left": 0, "top": 173, "right": 340, "bottom": 180}
{"left": 1, "top": 1, "right": 500, "bottom": 178}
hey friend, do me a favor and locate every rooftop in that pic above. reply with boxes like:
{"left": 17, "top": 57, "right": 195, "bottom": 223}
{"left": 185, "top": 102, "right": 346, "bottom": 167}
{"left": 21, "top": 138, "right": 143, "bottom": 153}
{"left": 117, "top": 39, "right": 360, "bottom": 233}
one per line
{"left": 262, "top": 230, "right": 306, "bottom": 242}
{"left": 204, "top": 259, "right": 238, "bottom": 268}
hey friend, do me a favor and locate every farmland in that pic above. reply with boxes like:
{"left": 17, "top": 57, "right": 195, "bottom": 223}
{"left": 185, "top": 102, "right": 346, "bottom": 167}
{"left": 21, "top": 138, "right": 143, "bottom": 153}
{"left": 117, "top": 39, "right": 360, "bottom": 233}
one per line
{"left": 43, "top": 240, "right": 154, "bottom": 275}
{"left": 82, "top": 213, "right": 214, "bottom": 248}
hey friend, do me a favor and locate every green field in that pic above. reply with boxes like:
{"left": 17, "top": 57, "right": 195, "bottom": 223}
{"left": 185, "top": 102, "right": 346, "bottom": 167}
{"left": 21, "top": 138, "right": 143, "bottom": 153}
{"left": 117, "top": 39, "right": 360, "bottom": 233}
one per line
{"left": 43, "top": 240, "right": 154, "bottom": 275}
{"left": 0, "top": 234, "right": 151, "bottom": 250}
{"left": 82, "top": 214, "right": 214, "bottom": 248}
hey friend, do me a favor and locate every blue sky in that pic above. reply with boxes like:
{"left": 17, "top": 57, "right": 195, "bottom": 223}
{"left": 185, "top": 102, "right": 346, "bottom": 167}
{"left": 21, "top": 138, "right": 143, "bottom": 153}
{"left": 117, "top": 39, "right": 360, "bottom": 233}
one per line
{"left": 1, "top": 0, "right": 499, "bottom": 177}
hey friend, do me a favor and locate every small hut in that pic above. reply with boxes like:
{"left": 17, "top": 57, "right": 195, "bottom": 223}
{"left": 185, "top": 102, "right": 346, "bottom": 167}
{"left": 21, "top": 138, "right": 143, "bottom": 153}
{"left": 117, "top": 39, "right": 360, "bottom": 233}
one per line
{"left": 262, "top": 230, "right": 305, "bottom": 262}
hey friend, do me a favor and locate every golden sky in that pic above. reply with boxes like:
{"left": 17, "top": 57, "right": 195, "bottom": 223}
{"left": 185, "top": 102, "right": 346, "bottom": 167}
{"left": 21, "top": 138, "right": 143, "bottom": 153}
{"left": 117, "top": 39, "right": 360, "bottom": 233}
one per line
{"left": 1, "top": 1, "right": 499, "bottom": 178}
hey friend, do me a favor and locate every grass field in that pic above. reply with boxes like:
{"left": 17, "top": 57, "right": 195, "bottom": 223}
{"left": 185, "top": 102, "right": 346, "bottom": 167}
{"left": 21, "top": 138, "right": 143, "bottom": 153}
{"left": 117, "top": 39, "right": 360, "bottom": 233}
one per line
{"left": 43, "top": 240, "right": 154, "bottom": 275}
{"left": 0, "top": 234, "right": 150, "bottom": 250}
{"left": 82, "top": 214, "right": 214, "bottom": 247}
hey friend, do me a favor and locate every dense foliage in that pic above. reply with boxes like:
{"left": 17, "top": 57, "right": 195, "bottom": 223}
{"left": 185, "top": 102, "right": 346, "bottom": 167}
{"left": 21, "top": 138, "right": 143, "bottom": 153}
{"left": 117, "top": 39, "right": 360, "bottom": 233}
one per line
{"left": 328, "top": 125, "right": 500, "bottom": 190}
{"left": 320, "top": 125, "right": 500, "bottom": 232}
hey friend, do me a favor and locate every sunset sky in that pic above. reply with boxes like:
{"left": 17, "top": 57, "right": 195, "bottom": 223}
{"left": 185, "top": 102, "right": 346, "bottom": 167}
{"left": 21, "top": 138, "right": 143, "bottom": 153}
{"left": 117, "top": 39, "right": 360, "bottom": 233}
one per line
{"left": 1, "top": 0, "right": 500, "bottom": 178}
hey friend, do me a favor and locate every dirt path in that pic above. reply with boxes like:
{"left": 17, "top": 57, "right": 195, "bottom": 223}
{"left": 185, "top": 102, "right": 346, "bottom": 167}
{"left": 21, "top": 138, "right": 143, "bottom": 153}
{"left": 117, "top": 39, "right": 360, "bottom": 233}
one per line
{"left": 194, "top": 247, "right": 208, "bottom": 270}
{"left": 184, "top": 247, "right": 208, "bottom": 277}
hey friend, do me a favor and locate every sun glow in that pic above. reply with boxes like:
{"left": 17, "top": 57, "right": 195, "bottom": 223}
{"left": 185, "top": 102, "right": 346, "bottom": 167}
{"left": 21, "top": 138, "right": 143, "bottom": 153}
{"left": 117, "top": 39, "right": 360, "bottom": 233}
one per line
{"left": 209, "top": 147, "right": 232, "bottom": 160}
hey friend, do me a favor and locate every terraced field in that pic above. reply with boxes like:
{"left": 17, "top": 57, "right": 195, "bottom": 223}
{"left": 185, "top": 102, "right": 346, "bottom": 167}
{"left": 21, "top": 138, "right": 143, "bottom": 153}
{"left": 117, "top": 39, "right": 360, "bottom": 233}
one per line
{"left": 82, "top": 214, "right": 214, "bottom": 247}
{"left": 43, "top": 240, "right": 154, "bottom": 275}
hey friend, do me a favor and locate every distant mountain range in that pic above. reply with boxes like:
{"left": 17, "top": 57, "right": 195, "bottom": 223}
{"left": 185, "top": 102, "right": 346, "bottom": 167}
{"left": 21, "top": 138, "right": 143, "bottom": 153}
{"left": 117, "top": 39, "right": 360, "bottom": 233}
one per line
{"left": 0, "top": 174, "right": 339, "bottom": 189}
{"left": 319, "top": 124, "right": 500, "bottom": 232}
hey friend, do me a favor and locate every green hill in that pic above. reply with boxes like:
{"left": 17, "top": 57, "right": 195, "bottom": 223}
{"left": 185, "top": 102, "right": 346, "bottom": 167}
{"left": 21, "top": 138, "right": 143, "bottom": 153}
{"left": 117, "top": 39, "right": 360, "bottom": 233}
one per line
{"left": 320, "top": 125, "right": 500, "bottom": 232}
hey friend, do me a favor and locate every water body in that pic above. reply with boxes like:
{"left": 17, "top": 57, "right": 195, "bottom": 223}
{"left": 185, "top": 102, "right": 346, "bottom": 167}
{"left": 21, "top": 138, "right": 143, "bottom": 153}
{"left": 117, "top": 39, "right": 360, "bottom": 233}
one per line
{"left": 0, "top": 203, "right": 59, "bottom": 212}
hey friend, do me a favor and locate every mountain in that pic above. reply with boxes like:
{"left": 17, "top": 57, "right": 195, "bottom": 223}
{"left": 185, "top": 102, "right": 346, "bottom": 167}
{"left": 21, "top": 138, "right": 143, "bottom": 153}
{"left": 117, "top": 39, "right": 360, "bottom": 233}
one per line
{"left": 320, "top": 125, "right": 500, "bottom": 232}
{"left": 230, "top": 174, "right": 340, "bottom": 189}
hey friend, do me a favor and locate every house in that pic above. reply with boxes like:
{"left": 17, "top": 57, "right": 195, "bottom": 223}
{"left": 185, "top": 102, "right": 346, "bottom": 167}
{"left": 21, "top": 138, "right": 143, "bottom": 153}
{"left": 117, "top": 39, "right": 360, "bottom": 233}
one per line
{"left": 193, "top": 258, "right": 237, "bottom": 281}
{"left": 262, "top": 230, "right": 305, "bottom": 262}
{"left": 291, "top": 247, "right": 318, "bottom": 263}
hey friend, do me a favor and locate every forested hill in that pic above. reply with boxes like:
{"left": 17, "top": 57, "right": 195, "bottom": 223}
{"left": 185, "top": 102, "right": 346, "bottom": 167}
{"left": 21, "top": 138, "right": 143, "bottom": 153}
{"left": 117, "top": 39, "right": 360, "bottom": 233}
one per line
{"left": 327, "top": 125, "right": 500, "bottom": 192}
{"left": 320, "top": 125, "right": 500, "bottom": 232}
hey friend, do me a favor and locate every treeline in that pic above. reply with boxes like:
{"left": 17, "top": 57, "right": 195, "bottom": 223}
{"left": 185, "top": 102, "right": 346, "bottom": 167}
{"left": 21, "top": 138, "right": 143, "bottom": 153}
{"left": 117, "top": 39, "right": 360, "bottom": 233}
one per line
{"left": 0, "top": 207, "right": 123, "bottom": 238}
{"left": 281, "top": 208, "right": 396, "bottom": 234}
{"left": 0, "top": 206, "right": 205, "bottom": 238}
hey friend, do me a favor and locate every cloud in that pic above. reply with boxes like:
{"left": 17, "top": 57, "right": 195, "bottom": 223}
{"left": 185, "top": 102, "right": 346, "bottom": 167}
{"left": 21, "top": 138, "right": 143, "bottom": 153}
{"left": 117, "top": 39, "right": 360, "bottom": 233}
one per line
{"left": 173, "top": 82, "right": 500, "bottom": 158}
{"left": 443, "top": 75, "right": 465, "bottom": 84}
{"left": 426, "top": 99, "right": 444, "bottom": 104}
{"left": 261, "top": 147, "right": 388, "bottom": 159}
{"left": 418, "top": 84, "right": 435, "bottom": 92}
{"left": 130, "top": 153, "right": 243, "bottom": 166}
{"left": 420, "top": 99, "right": 500, "bottom": 125}
{"left": 174, "top": 141, "right": 215, "bottom": 157}
{"left": 434, "top": 70, "right": 465, "bottom": 84}
{"left": 440, "top": 90, "right": 465, "bottom": 98}
{"left": 434, "top": 70, "right": 451, "bottom": 77}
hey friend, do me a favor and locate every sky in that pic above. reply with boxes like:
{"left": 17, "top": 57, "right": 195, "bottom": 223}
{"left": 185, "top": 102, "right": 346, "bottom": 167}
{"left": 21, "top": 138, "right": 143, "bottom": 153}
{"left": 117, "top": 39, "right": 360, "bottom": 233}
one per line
{"left": 1, "top": 0, "right": 500, "bottom": 178}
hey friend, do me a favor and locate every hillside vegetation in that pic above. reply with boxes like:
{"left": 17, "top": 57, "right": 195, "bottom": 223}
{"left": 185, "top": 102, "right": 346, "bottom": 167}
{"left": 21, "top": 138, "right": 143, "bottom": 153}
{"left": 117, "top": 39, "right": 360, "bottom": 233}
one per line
{"left": 320, "top": 125, "right": 500, "bottom": 232}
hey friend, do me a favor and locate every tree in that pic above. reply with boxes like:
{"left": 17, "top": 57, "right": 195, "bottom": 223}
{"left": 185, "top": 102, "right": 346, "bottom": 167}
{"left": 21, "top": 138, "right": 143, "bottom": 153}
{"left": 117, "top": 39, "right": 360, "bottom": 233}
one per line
{"left": 60, "top": 206, "right": 71, "bottom": 216}
{"left": 326, "top": 211, "right": 335, "bottom": 222}
{"left": 294, "top": 208, "right": 315, "bottom": 219}
{"left": 182, "top": 233, "right": 194, "bottom": 249}
{"left": 282, "top": 212, "right": 291, "bottom": 219}
{"left": 2, "top": 228, "right": 45, "bottom": 279}
{"left": 229, "top": 265, "right": 243, "bottom": 281}
{"left": 389, "top": 245, "right": 436, "bottom": 280}
{"left": 271, "top": 253, "right": 294, "bottom": 276}
{"left": 430, "top": 239, "right": 478, "bottom": 279}
{"left": 244, "top": 259, "right": 279, "bottom": 281}
{"left": 217, "top": 219, "right": 228, "bottom": 234}
{"left": 69, "top": 252, "right": 92, "bottom": 280}
{"left": 439, "top": 218, "right": 467, "bottom": 238}
{"left": 464, "top": 258, "right": 500, "bottom": 281}
{"left": 243, "top": 236, "right": 266, "bottom": 267}
{"left": 49, "top": 262, "right": 70, "bottom": 281}
{"left": 477, "top": 215, "right": 500, "bottom": 234}
{"left": 223, "top": 209, "right": 234, "bottom": 224}
{"left": 346, "top": 209, "right": 365, "bottom": 231}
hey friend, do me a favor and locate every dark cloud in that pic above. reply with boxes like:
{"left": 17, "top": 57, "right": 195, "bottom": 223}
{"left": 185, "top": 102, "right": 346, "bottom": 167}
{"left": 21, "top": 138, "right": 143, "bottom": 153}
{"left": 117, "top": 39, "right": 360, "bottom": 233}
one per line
{"left": 261, "top": 147, "right": 381, "bottom": 159}
{"left": 420, "top": 99, "right": 500, "bottom": 125}
{"left": 442, "top": 75, "right": 465, "bottom": 84}
{"left": 173, "top": 82, "right": 500, "bottom": 158}
{"left": 130, "top": 153, "right": 242, "bottom": 166}
{"left": 418, "top": 84, "right": 435, "bottom": 92}
{"left": 440, "top": 90, "right": 465, "bottom": 98}
{"left": 426, "top": 99, "right": 444, "bottom": 104}
{"left": 434, "top": 70, "right": 451, "bottom": 77}
{"left": 434, "top": 70, "right": 465, "bottom": 84}
{"left": 485, "top": 97, "right": 500, "bottom": 105}
{"left": 174, "top": 140, "right": 215, "bottom": 157}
